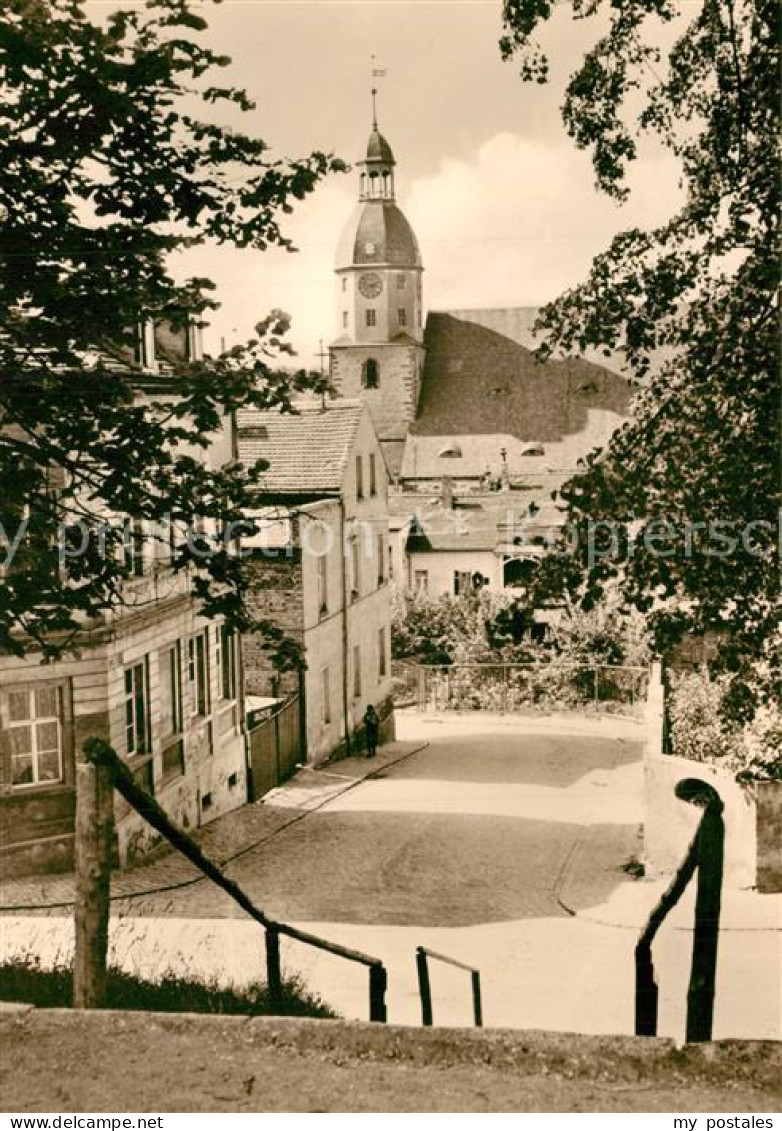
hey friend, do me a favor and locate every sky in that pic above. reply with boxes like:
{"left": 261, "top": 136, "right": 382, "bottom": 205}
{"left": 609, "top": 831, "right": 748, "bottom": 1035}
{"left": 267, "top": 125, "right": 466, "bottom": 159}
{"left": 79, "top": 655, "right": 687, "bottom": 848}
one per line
{"left": 105, "top": 0, "right": 685, "bottom": 369}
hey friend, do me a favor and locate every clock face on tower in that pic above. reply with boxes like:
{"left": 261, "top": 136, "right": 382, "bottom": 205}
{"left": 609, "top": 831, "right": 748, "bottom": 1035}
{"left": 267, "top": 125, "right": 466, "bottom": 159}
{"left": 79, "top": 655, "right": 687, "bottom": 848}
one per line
{"left": 358, "top": 272, "right": 383, "bottom": 299}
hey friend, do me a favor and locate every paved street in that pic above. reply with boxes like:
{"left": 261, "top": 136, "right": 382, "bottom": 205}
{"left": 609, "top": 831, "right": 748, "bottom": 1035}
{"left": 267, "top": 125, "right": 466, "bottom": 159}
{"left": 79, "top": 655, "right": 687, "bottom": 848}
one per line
{"left": 119, "top": 718, "right": 643, "bottom": 924}
{"left": 3, "top": 713, "right": 779, "bottom": 1040}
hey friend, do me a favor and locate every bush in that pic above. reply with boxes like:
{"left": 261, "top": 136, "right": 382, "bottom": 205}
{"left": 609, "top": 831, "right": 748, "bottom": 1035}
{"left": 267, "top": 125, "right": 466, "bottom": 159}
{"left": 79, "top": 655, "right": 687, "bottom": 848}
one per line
{"left": 668, "top": 669, "right": 782, "bottom": 782}
{"left": 0, "top": 957, "right": 336, "bottom": 1018}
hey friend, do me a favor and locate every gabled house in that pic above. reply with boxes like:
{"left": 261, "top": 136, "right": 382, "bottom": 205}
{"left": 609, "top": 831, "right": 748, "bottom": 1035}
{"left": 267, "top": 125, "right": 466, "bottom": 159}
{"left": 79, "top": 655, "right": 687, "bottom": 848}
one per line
{"left": 237, "top": 400, "right": 395, "bottom": 764}
{"left": 0, "top": 326, "right": 247, "bottom": 877}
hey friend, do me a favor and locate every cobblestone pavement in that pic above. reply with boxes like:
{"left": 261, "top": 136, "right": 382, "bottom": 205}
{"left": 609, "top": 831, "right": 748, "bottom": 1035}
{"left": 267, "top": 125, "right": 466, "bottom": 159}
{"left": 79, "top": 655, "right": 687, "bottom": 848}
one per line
{"left": 0, "top": 740, "right": 425, "bottom": 914}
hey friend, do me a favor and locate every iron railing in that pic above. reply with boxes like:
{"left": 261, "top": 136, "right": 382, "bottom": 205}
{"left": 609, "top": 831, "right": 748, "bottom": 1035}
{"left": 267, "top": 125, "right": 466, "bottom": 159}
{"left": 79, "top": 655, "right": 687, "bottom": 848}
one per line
{"left": 635, "top": 777, "right": 724, "bottom": 1043}
{"left": 83, "top": 738, "right": 387, "bottom": 1022}
{"left": 415, "top": 945, "right": 483, "bottom": 1028}
{"left": 393, "top": 661, "right": 648, "bottom": 718}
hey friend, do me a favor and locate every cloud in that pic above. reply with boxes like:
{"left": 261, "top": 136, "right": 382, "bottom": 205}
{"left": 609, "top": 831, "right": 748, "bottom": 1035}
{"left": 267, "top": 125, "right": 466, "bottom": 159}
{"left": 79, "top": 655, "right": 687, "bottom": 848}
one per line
{"left": 407, "top": 131, "right": 684, "bottom": 311}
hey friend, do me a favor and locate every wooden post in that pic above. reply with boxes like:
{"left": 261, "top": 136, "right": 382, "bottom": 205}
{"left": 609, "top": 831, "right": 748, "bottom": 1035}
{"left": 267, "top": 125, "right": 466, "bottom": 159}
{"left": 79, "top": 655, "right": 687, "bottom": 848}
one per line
{"left": 415, "top": 947, "right": 433, "bottom": 1026}
{"left": 686, "top": 801, "right": 724, "bottom": 1042}
{"left": 634, "top": 942, "right": 659, "bottom": 1036}
{"left": 73, "top": 759, "right": 114, "bottom": 1009}
{"left": 471, "top": 969, "right": 483, "bottom": 1028}
{"left": 369, "top": 963, "right": 388, "bottom": 1023}
{"left": 265, "top": 927, "right": 282, "bottom": 1006}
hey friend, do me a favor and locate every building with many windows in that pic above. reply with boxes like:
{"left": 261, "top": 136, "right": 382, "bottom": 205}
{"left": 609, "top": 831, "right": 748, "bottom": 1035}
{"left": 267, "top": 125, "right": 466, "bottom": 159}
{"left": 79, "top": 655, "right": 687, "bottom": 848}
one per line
{"left": 237, "top": 400, "right": 394, "bottom": 764}
{"left": 0, "top": 330, "right": 247, "bottom": 878}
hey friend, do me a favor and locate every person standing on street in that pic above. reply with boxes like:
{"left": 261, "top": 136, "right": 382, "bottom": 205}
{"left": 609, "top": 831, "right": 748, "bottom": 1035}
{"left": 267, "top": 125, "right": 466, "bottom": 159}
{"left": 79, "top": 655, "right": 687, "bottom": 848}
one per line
{"left": 363, "top": 704, "right": 379, "bottom": 758}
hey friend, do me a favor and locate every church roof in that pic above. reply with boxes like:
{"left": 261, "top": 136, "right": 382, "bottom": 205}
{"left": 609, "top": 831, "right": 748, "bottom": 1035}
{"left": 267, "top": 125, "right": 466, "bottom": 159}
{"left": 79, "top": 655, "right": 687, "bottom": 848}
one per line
{"left": 236, "top": 401, "right": 364, "bottom": 495}
{"left": 411, "top": 311, "right": 633, "bottom": 444}
{"left": 365, "top": 127, "right": 395, "bottom": 165}
{"left": 336, "top": 200, "right": 422, "bottom": 269}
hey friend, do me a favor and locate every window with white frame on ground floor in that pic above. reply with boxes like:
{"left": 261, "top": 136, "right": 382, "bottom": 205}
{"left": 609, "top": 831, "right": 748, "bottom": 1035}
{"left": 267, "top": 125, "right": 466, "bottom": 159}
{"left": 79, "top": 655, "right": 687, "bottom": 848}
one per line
{"left": 125, "top": 659, "right": 151, "bottom": 758}
{"left": 160, "top": 642, "right": 183, "bottom": 738}
{"left": 414, "top": 569, "right": 428, "bottom": 592}
{"left": 353, "top": 644, "right": 361, "bottom": 698}
{"left": 159, "top": 642, "right": 185, "bottom": 782}
{"left": 1, "top": 685, "right": 65, "bottom": 788}
{"left": 454, "top": 570, "right": 473, "bottom": 596}
{"left": 378, "top": 626, "right": 387, "bottom": 679}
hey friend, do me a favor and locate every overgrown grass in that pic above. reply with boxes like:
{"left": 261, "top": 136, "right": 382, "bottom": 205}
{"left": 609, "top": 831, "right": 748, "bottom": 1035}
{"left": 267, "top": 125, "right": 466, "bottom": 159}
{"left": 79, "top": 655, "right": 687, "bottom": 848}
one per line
{"left": 0, "top": 957, "right": 336, "bottom": 1019}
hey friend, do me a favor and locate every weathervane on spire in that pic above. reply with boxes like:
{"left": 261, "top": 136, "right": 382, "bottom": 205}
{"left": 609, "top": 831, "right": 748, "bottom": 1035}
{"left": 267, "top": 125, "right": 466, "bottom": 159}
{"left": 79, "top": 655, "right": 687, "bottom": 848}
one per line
{"left": 370, "top": 54, "right": 386, "bottom": 128}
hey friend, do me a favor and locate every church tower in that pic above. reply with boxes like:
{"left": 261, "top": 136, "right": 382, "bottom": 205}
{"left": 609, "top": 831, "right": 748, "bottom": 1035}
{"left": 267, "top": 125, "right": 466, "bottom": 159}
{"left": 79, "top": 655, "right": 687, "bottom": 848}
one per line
{"left": 330, "top": 108, "right": 424, "bottom": 475}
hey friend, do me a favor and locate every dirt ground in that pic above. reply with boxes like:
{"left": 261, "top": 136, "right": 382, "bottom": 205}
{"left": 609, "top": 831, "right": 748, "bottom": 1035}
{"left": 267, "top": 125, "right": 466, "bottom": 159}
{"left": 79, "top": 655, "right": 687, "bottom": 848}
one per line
{"left": 1, "top": 1008, "right": 780, "bottom": 1113}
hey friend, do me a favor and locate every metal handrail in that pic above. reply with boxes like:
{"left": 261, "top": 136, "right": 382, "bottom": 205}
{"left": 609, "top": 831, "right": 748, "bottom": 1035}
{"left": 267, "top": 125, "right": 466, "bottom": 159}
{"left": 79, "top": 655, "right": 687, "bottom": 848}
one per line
{"left": 415, "top": 945, "right": 483, "bottom": 1028}
{"left": 635, "top": 777, "right": 724, "bottom": 1043}
{"left": 83, "top": 737, "right": 387, "bottom": 1022}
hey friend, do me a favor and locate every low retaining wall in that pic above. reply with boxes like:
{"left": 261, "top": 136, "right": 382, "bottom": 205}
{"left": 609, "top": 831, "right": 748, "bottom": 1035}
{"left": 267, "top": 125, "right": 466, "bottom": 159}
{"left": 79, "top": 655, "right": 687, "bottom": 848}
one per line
{"left": 643, "top": 661, "right": 781, "bottom": 892}
{"left": 643, "top": 753, "right": 757, "bottom": 888}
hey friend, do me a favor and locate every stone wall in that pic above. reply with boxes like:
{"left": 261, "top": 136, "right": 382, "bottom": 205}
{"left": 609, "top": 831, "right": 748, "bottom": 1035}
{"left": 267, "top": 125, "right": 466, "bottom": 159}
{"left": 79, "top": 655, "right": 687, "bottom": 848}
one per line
{"left": 242, "top": 547, "right": 304, "bottom": 699}
{"left": 330, "top": 342, "right": 424, "bottom": 442}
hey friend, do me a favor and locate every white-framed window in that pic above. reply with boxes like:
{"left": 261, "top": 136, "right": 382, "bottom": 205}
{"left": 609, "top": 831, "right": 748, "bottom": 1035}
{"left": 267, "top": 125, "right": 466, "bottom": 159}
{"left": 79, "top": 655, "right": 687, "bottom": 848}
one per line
{"left": 188, "top": 631, "right": 210, "bottom": 717}
{"left": 398, "top": 308, "right": 407, "bottom": 327}
{"left": 122, "top": 517, "right": 145, "bottom": 577}
{"left": 378, "top": 627, "right": 387, "bottom": 679}
{"left": 160, "top": 642, "right": 183, "bottom": 737}
{"left": 342, "top": 310, "right": 348, "bottom": 328}
{"left": 160, "top": 643, "right": 185, "bottom": 783}
{"left": 454, "top": 570, "right": 473, "bottom": 596}
{"left": 365, "top": 309, "right": 376, "bottom": 327}
{"left": 353, "top": 644, "right": 361, "bottom": 698}
{"left": 396, "top": 273, "right": 405, "bottom": 290}
{"left": 321, "top": 667, "right": 331, "bottom": 725}
{"left": 125, "top": 659, "right": 151, "bottom": 757}
{"left": 342, "top": 277, "right": 347, "bottom": 292}
{"left": 369, "top": 453, "right": 377, "bottom": 496}
{"left": 2, "top": 685, "right": 64, "bottom": 788}
{"left": 414, "top": 569, "right": 428, "bottom": 592}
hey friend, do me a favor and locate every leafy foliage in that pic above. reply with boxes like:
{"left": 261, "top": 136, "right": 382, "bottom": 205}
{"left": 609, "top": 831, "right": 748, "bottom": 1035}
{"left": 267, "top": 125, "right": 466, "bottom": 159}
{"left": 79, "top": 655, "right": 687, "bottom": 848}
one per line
{"left": 500, "top": 0, "right": 780, "bottom": 704}
{"left": 392, "top": 583, "right": 650, "bottom": 670}
{"left": 668, "top": 668, "right": 782, "bottom": 781}
{"left": 391, "top": 587, "right": 516, "bottom": 666}
{"left": 0, "top": 0, "right": 344, "bottom": 655}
